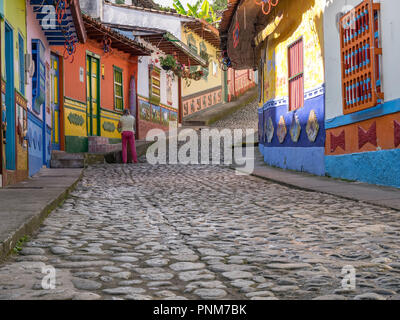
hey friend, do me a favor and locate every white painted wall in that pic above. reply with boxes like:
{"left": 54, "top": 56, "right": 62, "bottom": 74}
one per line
{"left": 103, "top": 3, "right": 190, "bottom": 39}
{"left": 324, "top": 0, "right": 400, "bottom": 120}
{"left": 137, "top": 41, "right": 179, "bottom": 110}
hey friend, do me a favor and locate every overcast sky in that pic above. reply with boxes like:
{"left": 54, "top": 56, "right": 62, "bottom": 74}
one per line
{"left": 153, "top": 0, "right": 206, "bottom": 8}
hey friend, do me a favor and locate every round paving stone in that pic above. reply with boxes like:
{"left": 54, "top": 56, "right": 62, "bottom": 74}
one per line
{"left": 103, "top": 287, "right": 146, "bottom": 295}
{"left": 170, "top": 262, "right": 206, "bottom": 271}
{"left": 111, "top": 256, "right": 138, "bottom": 263}
{"left": 50, "top": 246, "right": 72, "bottom": 255}
{"left": 145, "top": 258, "right": 169, "bottom": 267}
{"left": 71, "top": 278, "right": 102, "bottom": 291}
{"left": 222, "top": 271, "right": 253, "bottom": 280}
{"left": 193, "top": 289, "right": 227, "bottom": 299}
{"left": 20, "top": 248, "right": 45, "bottom": 256}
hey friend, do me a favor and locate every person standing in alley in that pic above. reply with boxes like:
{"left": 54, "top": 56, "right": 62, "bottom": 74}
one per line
{"left": 118, "top": 109, "right": 138, "bottom": 164}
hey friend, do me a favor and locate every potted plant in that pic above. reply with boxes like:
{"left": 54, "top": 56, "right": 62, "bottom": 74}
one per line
{"left": 190, "top": 70, "right": 204, "bottom": 81}
{"left": 160, "top": 54, "right": 177, "bottom": 71}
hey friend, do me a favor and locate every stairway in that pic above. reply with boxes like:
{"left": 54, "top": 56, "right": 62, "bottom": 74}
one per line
{"left": 88, "top": 136, "right": 121, "bottom": 154}
{"left": 50, "top": 151, "right": 85, "bottom": 168}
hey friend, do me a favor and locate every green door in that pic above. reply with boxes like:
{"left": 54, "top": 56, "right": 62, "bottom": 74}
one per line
{"left": 86, "top": 55, "right": 100, "bottom": 136}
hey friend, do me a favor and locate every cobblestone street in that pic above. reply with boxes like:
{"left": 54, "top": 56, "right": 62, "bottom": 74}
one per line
{"left": 1, "top": 160, "right": 400, "bottom": 300}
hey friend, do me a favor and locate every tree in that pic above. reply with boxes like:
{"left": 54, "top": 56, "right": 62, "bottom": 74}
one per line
{"left": 173, "top": 0, "right": 221, "bottom": 24}
{"left": 211, "top": 0, "right": 228, "bottom": 12}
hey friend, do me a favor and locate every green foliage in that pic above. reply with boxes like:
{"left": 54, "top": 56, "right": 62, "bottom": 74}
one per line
{"left": 160, "top": 54, "right": 177, "bottom": 69}
{"left": 173, "top": 0, "right": 221, "bottom": 24}
{"left": 13, "top": 236, "right": 29, "bottom": 254}
{"left": 211, "top": 0, "right": 228, "bottom": 11}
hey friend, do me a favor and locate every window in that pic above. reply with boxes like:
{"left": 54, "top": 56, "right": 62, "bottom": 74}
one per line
{"left": 32, "top": 39, "right": 46, "bottom": 114}
{"left": 340, "top": 0, "right": 383, "bottom": 114}
{"left": 18, "top": 34, "right": 25, "bottom": 95}
{"left": 199, "top": 42, "right": 209, "bottom": 80}
{"left": 149, "top": 65, "right": 161, "bottom": 105}
{"left": 288, "top": 38, "right": 304, "bottom": 111}
{"left": 187, "top": 34, "right": 197, "bottom": 55}
{"left": 113, "top": 67, "right": 124, "bottom": 111}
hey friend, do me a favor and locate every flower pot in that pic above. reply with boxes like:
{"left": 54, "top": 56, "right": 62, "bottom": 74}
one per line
{"left": 162, "top": 65, "right": 172, "bottom": 71}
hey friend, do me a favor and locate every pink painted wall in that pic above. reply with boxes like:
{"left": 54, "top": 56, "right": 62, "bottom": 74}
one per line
{"left": 227, "top": 68, "right": 256, "bottom": 101}
{"left": 26, "top": 3, "right": 51, "bottom": 126}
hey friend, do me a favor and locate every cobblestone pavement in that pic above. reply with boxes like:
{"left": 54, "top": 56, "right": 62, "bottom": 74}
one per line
{"left": 1, "top": 162, "right": 400, "bottom": 300}
{"left": 211, "top": 100, "right": 258, "bottom": 132}
{"left": 1, "top": 101, "right": 400, "bottom": 300}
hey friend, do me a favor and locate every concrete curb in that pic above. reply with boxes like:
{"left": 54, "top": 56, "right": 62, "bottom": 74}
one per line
{"left": 0, "top": 170, "right": 84, "bottom": 262}
{"left": 232, "top": 157, "right": 400, "bottom": 212}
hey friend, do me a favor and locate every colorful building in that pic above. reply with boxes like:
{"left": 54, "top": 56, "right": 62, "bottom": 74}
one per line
{"left": 0, "top": 0, "right": 28, "bottom": 186}
{"left": 99, "top": 1, "right": 208, "bottom": 138}
{"left": 180, "top": 20, "right": 224, "bottom": 117}
{"left": 221, "top": 0, "right": 326, "bottom": 176}
{"left": 25, "top": 0, "right": 86, "bottom": 176}
{"left": 323, "top": 0, "right": 400, "bottom": 188}
{"left": 226, "top": 68, "right": 256, "bottom": 102}
{"left": 50, "top": 14, "right": 150, "bottom": 153}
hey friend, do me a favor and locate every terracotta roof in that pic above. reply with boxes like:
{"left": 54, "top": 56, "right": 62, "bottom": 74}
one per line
{"left": 219, "top": 0, "right": 241, "bottom": 34}
{"left": 82, "top": 14, "right": 151, "bottom": 56}
{"left": 140, "top": 32, "right": 208, "bottom": 67}
{"left": 130, "top": 0, "right": 160, "bottom": 9}
{"left": 104, "top": 1, "right": 195, "bottom": 20}
{"left": 102, "top": 23, "right": 207, "bottom": 67}
{"left": 69, "top": 0, "right": 87, "bottom": 43}
{"left": 182, "top": 19, "right": 220, "bottom": 48}
{"left": 106, "top": 2, "right": 220, "bottom": 48}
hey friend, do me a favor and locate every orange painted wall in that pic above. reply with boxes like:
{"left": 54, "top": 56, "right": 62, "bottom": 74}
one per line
{"left": 52, "top": 39, "right": 138, "bottom": 109}
{"left": 326, "top": 112, "right": 400, "bottom": 156}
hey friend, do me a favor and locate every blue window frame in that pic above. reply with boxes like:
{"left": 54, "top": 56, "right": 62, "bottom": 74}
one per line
{"left": 32, "top": 39, "right": 46, "bottom": 114}
{"left": 18, "top": 34, "right": 25, "bottom": 95}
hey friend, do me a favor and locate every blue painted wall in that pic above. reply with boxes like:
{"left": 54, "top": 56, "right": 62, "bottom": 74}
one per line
{"left": 326, "top": 149, "right": 400, "bottom": 188}
{"left": 28, "top": 110, "right": 51, "bottom": 176}
{"left": 258, "top": 85, "right": 326, "bottom": 175}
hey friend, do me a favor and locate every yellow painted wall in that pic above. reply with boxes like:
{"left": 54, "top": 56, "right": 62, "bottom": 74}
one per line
{"left": 259, "top": 0, "right": 325, "bottom": 106}
{"left": 64, "top": 97, "right": 87, "bottom": 138}
{"left": 100, "top": 109, "right": 122, "bottom": 140}
{"left": 1, "top": 0, "right": 27, "bottom": 92}
{"left": 64, "top": 97, "right": 123, "bottom": 141}
{"left": 180, "top": 28, "right": 223, "bottom": 97}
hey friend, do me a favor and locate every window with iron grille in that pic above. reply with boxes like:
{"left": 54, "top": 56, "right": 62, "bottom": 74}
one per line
{"left": 113, "top": 66, "right": 124, "bottom": 111}
{"left": 288, "top": 38, "right": 304, "bottom": 111}
{"left": 339, "top": 0, "right": 383, "bottom": 114}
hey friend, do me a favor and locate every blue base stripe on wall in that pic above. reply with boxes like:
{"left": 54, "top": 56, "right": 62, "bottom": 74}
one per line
{"left": 260, "top": 146, "right": 326, "bottom": 176}
{"left": 325, "top": 149, "right": 400, "bottom": 188}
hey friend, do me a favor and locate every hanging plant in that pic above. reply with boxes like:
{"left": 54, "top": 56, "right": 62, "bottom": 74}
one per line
{"left": 160, "top": 54, "right": 177, "bottom": 71}
{"left": 189, "top": 70, "right": 204, "bottom": 81}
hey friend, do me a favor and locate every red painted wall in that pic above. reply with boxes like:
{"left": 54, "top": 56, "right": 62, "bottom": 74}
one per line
{"left": 52, "top": 39, "right": 138, "bottom": 109}
{"left": 227, "top": 68, "right": 256, "bottom": 102}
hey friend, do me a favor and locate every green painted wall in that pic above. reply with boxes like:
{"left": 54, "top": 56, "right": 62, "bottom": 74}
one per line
{"left": 65, "top": 136, "right": 88, "bottom": 153}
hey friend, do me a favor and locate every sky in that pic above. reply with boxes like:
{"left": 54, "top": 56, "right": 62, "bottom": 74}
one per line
{"left": 153, "top": 0, "right": 207, "bottom": 8}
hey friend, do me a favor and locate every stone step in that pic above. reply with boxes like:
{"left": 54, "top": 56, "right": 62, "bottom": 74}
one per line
{"left": 50, "top": 159, "right": 84, "bottom": 169}
{"left": 89, "top": 143, "right": 122, "bottom": 154}
{"left": 51, "top": 151, "right": 84, "bottom": 161}
{"left": 88, "top": 136, "right": 109, "bottom": 146}
{"left": 182, "top": 120, "right": 207, "bottom": 126}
